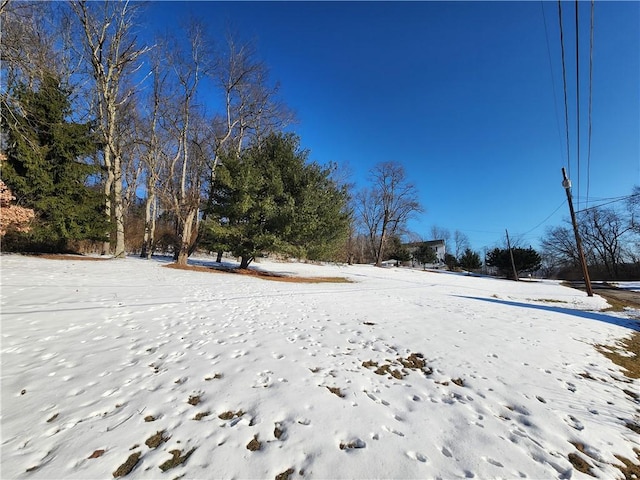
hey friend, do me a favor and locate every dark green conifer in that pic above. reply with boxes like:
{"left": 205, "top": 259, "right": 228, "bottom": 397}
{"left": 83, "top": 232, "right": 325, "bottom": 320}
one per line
{"left": 2, "top": 75, "right": 106, "bottom": 251}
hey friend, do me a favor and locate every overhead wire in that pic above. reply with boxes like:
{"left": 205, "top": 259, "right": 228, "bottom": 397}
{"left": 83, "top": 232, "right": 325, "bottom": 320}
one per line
{"left": 519, "top": 200, "right": 567, "bottom": 237}
{"left": 575, "top": 0, "right": 581, "bottom": 203}
{"left": 540, "top": 1, "right": 565, "bottom": 167}
{"left": 576, "top": 193, "right": 640, "bottom": 213}
{"left": 557, "top": 0, "right": 572, "bottom": 175}
{"left": 586, "top": 0, "right": 594, "bottom": 207}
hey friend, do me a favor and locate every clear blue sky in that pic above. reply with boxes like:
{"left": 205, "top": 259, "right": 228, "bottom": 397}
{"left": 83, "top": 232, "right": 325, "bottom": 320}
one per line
{"left": 145, "top": 1, "right": 640, "bottom": 253}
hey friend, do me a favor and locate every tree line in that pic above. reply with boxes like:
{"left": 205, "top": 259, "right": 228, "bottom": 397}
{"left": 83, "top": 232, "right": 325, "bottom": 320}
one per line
{"left": 541, "top": 190, "right": 640, "bottom": 280}
{"left": 2, "top": 2, "right": 637, "bottom": 279}
{"left": 0, "top": 1, "right": 427, "bottom": 267}
{"left": 0, "top": 1, "right": 352, "bottom": 265}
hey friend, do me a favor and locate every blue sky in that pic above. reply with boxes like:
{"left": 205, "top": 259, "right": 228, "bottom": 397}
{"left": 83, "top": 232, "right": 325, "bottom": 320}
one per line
{"left": 145, "top": 1, "right": 639, "bottom": 253}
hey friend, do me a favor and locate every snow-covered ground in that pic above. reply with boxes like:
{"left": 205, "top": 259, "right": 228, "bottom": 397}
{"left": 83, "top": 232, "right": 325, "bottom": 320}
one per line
{"left": 1, "top": 254, "right": 638, "bottom": 480}
{"left": 609, "top": 281, "right": 640, "bottom": 292}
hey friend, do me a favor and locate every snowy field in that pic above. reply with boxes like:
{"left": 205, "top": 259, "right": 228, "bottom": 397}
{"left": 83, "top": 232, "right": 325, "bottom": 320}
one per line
{"left": 1, "top": 254, "right": 639, "bottom": 479}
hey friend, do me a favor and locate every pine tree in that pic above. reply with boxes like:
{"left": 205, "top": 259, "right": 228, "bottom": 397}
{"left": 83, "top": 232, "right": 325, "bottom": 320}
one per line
{"left": 205, "top": 133, "right": 349, "bottom": 268}
{"left": 458, "top": 248, "right": 482, "bottom": 270}
{"left": 413, "top": 243, "right": 438, "bottom": 269}
{"left": 1, "top": 75, "right": 106, "bottom": 251}
{"left": 486, "top": 247, "right": 541, "bottom": 279}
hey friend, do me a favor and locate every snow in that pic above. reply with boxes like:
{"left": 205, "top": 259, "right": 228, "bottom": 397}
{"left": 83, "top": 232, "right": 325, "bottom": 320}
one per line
{"left": 1, "top": 254, "right": 639, "bottom": 480}
{"left": 610, "top": 281, "right": 640, "bottom": 293}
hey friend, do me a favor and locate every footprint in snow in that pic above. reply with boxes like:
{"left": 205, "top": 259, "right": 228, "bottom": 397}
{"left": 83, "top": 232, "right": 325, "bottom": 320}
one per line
{"left": 483, "top": 457, "right": 504, "bottom": 468}
{"left": 382, "top": 425, "right": 404, "bottom": 437}
{"left": 406, "top": 450, "right": 428, "bottom": 462}
{"left": 565, "top": 415, "right": 585, "bottom": 431}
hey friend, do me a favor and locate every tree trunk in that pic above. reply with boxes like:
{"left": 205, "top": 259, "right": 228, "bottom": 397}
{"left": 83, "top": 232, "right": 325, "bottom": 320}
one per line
{"left": 375, "top": 225, "right": 388, "bottom": 267}
{"left": 101, "top": 169, "right": 113, "bottom": 255}
{"left": 113, "top": 159, "right": 126, "bottom": 258}
{"left": 176, "top": 208, "right": 197, "bottom": 265}
{"left": 141, "top": 186, "right": 156, "bottom": 259}
{"left": 239, "top": 255, "right": 252, "bottom": 269}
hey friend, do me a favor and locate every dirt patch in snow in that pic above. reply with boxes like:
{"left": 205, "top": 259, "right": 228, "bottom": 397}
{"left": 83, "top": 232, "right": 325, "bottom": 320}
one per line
{"left": 158, "top": 448, "right": 196, "bottom": 472}
{"left": 597, "top": 333, "right": 640, "bottom": 380}
{"left": 29, "top": 253, "right": 111, "bottom": 261}
{"left": 362, "top": 353, "right": 433, "bottom": 380}
{"left": 113, "top": 451, "right": 141, "bottom": 477}
{"left": 165, "top": 262, "right": 351, "bottom": 283}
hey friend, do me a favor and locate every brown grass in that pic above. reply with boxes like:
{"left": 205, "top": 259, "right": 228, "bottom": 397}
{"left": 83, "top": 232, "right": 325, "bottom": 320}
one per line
{"left": 597, "top": 333, "right": 640, "bottom": 379}
{"left": 326, "top": 386, "right": 345, "bottom": 398}
{"left": 363, "top": 353, "right": 432, "bottom": 380}
{"left": 246, "top": 435, "right": 262, "bottom": 451}
{"left": 275, "top": 468, "right": 295, "bottom": 480}
{"left": 568, "top": 452, "right": 595, "bottom": 477}
{"left": 145, "top": 430, "right": 169, "bottom": 449}
{"left": 603, "top": 296, "right": 631, "bottom": 312}
{"left": 615, "top": 449, "right": 640, "bottom": 480}
{"left": 31, "top": 253, "right": 111, "bottom": 261}
{"left": 113, "top": 452, "right": 141, "bottom": 477}
{"left": 218, "top": 410, "right": 245, "bottom": 420}
{"left": 158, "top": 448, "right": 196, "bottom": 472}
{"left": 165, "top": 263, "right": 351, "bottom": 283}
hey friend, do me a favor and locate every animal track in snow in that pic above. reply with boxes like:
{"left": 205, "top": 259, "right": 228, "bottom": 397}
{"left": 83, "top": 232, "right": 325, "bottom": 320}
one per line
{"left": 382, "top": 425, "right": 404, "bottom": 436}
{"left": 406, "top": 450, "right": 428, "bottom": 462}
{"left": 483, "top": 457, "right": 504, "bottom": 468}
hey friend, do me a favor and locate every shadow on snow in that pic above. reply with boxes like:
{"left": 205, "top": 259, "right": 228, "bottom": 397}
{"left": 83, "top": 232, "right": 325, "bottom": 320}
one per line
{"left": 458, "top": 296, "right": 640, "bottom": 332}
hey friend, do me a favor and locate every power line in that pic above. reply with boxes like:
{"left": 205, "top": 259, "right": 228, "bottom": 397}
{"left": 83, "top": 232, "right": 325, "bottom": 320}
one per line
{"left": 557, "top": 0, "right": 571, "bottom": 174}
{"left": 575, "top": 0, "right": 581, "bottom": 201}
{"left": 519, "top": 200, "right": 567, "bottom": 237}
{"left": 540, "top": 1, "right": 565, "bottom": 167}
{"left": 586, "top": 0, "right": 594, "bottom": 207}
{"left": 576, "top": 193, "right": 640, "bottom": 213}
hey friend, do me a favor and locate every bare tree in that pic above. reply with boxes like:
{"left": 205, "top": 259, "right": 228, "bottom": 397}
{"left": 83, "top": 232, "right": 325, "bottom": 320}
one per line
{"left": 70, "top": 0, "right": 150, "bottom": 257}
{"left": 208, "top": 32, "right": 294, "bottom": 185}
{"left": 1, "top": 2, "right": 79, "bottom": 143}
{"left": 156, "top": 20, "right": 213, "bottom": 265}
{"left": 1, "top": 1, "right": 57, "bottom": 89}
{"left": 542, "top": 205, "right": 636, "bottom": 279}
{"left": 138, "top": 51, "right": 169, "bottom": 259}
{"left": 429, "top": 225, "right": 451, "bottom": 244}
{"left": 541, "top": 224, "right": 580, "bottom": 268}
{"left": 453, "top": 230, "right": 470, "bottom": 259}
{"left": 357, "top": 162, "right": 422, "bottom": 267}
{"left": 579, "top": 207, "right": 633, "bottom": 279}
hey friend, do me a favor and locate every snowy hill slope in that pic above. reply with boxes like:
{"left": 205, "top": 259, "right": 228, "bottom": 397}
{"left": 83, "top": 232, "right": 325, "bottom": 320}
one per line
{"left": 1, "top": 255, "right": 638, "bottom": 479}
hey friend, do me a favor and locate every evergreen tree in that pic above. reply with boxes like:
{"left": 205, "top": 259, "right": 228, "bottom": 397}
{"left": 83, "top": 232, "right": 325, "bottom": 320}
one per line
{"left": 444, "top": 253, "right": 458, "bottom": 270}
{"left": 486, "top": 247, "right": 541, "bottom": 279}
{"left": 458, "top": 248, "right": 482, "bottom": 270}
{"left": 1, "top": 75, "right": 106, "bottom": 251}
{"left": 384, "top": 235, "right": 411, "bottom": 263}
{"left": 205, "top": 132, "right": 349, "bottom": 268}
{"left": 413, "top": 242, "right": 438, "bottom": 269}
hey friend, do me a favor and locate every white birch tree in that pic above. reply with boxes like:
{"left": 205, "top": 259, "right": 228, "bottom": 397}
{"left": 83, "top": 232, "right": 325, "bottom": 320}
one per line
{"left": 69, "top": 0, "right": 150, "bottom": 257}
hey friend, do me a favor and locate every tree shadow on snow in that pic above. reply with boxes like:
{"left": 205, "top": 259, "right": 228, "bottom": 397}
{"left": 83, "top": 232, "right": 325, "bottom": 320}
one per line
{"left": 458, "top": 296, "right": 640, "bottom": 332}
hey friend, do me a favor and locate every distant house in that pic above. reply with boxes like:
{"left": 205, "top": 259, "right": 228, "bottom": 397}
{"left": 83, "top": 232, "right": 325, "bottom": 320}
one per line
{"left": 404, "top": 239, "right": 446, "bottom": 265}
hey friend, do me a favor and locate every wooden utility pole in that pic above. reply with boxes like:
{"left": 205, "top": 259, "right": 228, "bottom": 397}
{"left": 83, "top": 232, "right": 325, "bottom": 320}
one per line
{"left": 561, "top": 168, "right": 593, "bottom": 297}
{"left": 505, "top": 229, "right": 519, "bottom": 281}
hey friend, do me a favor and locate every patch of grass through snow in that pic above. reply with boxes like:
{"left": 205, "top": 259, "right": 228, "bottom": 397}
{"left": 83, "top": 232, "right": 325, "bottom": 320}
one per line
{"left": 597, "top": 333, "right": 640, "bottom": 379}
